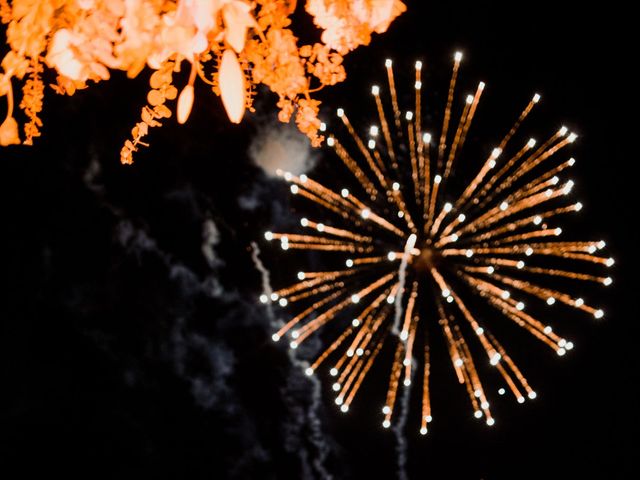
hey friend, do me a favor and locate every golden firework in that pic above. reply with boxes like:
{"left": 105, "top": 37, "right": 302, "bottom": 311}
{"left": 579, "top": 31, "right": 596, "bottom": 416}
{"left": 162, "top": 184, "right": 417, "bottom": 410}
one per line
{"left": 264, "top": 52, "right": 612, "bottom": 434}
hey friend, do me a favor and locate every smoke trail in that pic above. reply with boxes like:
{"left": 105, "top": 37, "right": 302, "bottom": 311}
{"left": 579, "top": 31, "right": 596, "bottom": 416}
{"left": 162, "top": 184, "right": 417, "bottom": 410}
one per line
{"left": 392, "top": 373, "right": 411, "bottom": 480}
{"left": 251, "top": 242, "right": 332, "bottom": 480}
{"left": 392, "top": 234, "right": 417, "bottom": 336}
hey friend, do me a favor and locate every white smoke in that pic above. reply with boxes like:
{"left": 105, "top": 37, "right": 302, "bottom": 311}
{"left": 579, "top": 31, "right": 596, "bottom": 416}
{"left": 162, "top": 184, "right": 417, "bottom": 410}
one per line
{"left": 249, "top": 120, "right": 318, "bottom": 177}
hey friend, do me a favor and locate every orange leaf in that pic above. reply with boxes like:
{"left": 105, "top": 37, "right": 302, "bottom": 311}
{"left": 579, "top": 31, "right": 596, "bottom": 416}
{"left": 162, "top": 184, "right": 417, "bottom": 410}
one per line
{"left": 0, "top": 116, "right": 20, "bottom": 146}
{"left": 218, "top": 49, "right": 245, "bottom": 124}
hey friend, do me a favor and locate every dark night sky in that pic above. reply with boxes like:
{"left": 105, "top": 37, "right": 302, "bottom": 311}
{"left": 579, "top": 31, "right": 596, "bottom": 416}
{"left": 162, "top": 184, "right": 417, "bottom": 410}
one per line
{"left": 1, "top": 2, "right": 637, "bottom": 479}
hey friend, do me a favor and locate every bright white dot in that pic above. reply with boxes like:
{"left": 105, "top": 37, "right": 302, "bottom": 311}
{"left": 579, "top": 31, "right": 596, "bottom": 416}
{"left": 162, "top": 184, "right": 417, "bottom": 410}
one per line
{"left": 319, "top": 122, "right": 326, "bottom": 132}
{"left": 385, "top": 58, "right": 393, "bottom": 68}
{"left": 297, "top": 271, "right": 305, "bottom": 280}
{"left": 340, "top": 189, "right": 349, "bottom": 199}
{"left": 335, "top": 397, "right": 343, "bottom": 405}
{"left": 606, "top": 257, "right": 615, "bottom": 267}
{"left": 488, "top": 159, "right": 496, "bottom": 168}
{"left": 454, "top": 51, "right": 463, "bottom": 62}
{"left": 486, "top": 418, "right": 495, "bottom": 426}
{"left": 597, "top": 240, "right": 606, "bottom": 249}
{"left": 420, "top": 427, "right": 428, "bottom": 435}
{"left": 525, "top": 247, "right": 534, "bottom": 256}
{"left": 382, "top": 406, "right": 391, "bottom": 414}
{"left": 371, "top": 85, "right": 380, "bottom": 96}
{"left": 281, "top": 242, "right": 289, "bottom": 251}
{"left": 272, "top": 333, "right": 280, "bottom": 342}
{"left": 279, "top": 298, "right": 288, "bottom": 307}
{"left": 557, "top": 348, "right": 566, "bottom": 356}
{"left": 479, "top": 81, "right": 486, "bottom": 89}
{"left": 500, "top": 201, "right": 508, "bottom": 211}
{"left": 356, "top": 348, "right": 364, "bottom": 357}
{"left": 451, "top": 234, "right": 459, "bottom": 242}
{"left": 402, "top": 358, "right": 411, "bottom": 367}
{"left": 457, "top": 214, "right": 466, "bottom": 223}
{"left": 516, "top": 302, "right": 525, "bottom": 311}
{"left": 264, "top": 231, "right": 274, "bottom": 241}
{"left": 568, "top": 133, "right": 578, "bottom": 143}
{"left": 315, "top": 224, "right": 325, "bottom": 233}
{"left": 481, "top": 401, "right": 490, "bottom": 409}
{"left": 305, "top": 367, "right": 313, "bottom": 376}
{"left": 555, "top": 227, "right": 563, "bottom": 236}
{"left": 565, "top": 341, "right": 574, "bottom": 350}
{"left": 299, "top": 174, "right": 308, "bottom": 183}
{"left": 476, "top": 327, "right": 484, "bottom": 335}
{"left": 486, "top": 266, "right": 494, "bottom": 274}
{"left": 423, "top": 133, "right": 432, "bottom": 143}
{"left": 474, "top": 410, "right": 483, "bottom": 418}
{"left": 260, "top": 294, "right": 269, "bottom": 304}
{"left": 575, "top": 298, "right": 584, "bottom": 307}
{"left": 300, "top": 218, "right": 309, "bottom": 228}
{"left": 415, "top": 81, "right": 422, "bottom": 90}
{"left": 290, "top": 341, "right": 298, "bottom": 349}
{"left": 383, "top": 420, "right": 391, "bottom": 428}
{"left": 517, "top": 396, "right": 525, "bottom": 404}
{"left": 368, "top": 139, "right": 376, "bottom": 149}
{"left": 533, "top": 216, "right": 542, "bottom": 225}
{"left": 404, "top": 378, "right": 411, "bottom": 387}
{"left": 442, "top": 289, "right": 451, "bottom": 297}
{"left": 400, "top": 330, "right": 409, "bottom": 341}
{"left": 370, "top": 126, "right": 379, "bottom": 136}
{"left": 346, "top": 259, "right": 354, "bottom": 267}
{"left": 558, "top": 338, "right": 567, "bottom": 347}
{"left": 327, "top": 137, "right": 335, "bottom": 147}
{"left": 336, "top": 108, "right": 344, "bottom": 118}
{"left": 492, "top": 148, "right": 502, "bottom": 158}
{"left": 544, "top": 326, "right": 553, "bottom": 334}
{"left": 575, "top": 202, "right": 583, "bottom": 211}
{"left": 387, "top": 252, "right": 397, "bottom": 262}
{"left": 332, "top": 383, "right": 340, "bottom": 391}
{"left": 527, "top": 138, "right": 537, "bottom": 148}
{"left": 346, "top": 350, "right": 354, "bottom": 357}
{"left": 498, "top": 388, "right": 506, "bottom": 395}
{"left": 603, "top": 277, "right": 613, "bottom": 286}
{"left": 351, "top": 294, "right": 360, "bottom": 304}
{"left": 588, "top": 246, "right": 597, "bottom": 254}
{"left": 517, "top": 261, "right": 525, "bottom": 269}
{"left": 361, "top": 209, "right": 371, "bottom": 219}
{"left": 270, "top": 293, "right": 279, "bottom": 301}
{"left": 446, "top": 296, "right": 454, "bottom": 303}
{"left": 405, "top": 111, "right": 414, "bottom": 121}
{"left": 434, "top": 175, "right": 442, "bottom": 184}
{"left": 466, "top": 94, "right": 474, "bottom": 104}
{"left": 330, "top": 368, "right": 338, "bottom": 376}
{"left": 465, "top": 249, "right": 474, "bottom": 258}
{"left": 528, "top": 391, "right": 537, "bottom": 400}
{"left": 391, "top": 182, "right": 400, "bottom": 192}
{"left": 563, "top": 180, "right": 574, "bottom": 195}
{"left": 594, "top": 309, "right": 604, "bottom": 319}
{"left": 568, "top": 157, "right": 576, "bottom": 166}
{"left": 501, "top": 291, "right": 510, "bottom": 300}
{"left": 490, "top": 353, "right": 502, "bottom": 366}
{"left": 340, "top": 404, "right": 349, "bottom": 413}
{"left": 454, "top": 358, "right": 464, "bottom": 367}
{"left": 533, "top": 93, "right": 541, "bottom": 103}
{"left": 444, "top": 202, "right": 453, "bottom": 212}
{"left": 474, "top": 389, "right": 482, "bottom": 398}
{"left": 283, "top": 171, "right": 293, "bottom": 181}
{"left": 559, "top": 126, "right": 568, "bottom": 136}
{"left": 550, "top": 176, "right": 559, "bottom": 185}
{"left": 415, "top": 60, "right": 423, "bottom": 70}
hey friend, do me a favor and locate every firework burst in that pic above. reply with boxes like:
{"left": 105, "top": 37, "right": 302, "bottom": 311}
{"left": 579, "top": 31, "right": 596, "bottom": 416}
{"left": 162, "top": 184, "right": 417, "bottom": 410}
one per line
{"left": 263, "top": 52, "right": 612, "bottom": 433}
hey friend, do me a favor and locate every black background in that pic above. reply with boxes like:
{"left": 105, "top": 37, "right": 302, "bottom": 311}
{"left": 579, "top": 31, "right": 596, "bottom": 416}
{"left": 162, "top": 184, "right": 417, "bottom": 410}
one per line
{"left": 1, "top": 1, "right": 637, "bottom": 478}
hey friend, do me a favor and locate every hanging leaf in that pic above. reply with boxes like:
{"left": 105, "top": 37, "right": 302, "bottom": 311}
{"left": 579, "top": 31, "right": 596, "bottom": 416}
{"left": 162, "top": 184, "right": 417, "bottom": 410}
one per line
{"left": 218, "top": 49, "right": 245, "bottom": 124}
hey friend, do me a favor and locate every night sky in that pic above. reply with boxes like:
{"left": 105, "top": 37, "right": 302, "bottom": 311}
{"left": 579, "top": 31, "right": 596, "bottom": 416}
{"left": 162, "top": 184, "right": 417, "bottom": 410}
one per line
{"left": 1, "top": 2, "right": 637, "bottom": 478}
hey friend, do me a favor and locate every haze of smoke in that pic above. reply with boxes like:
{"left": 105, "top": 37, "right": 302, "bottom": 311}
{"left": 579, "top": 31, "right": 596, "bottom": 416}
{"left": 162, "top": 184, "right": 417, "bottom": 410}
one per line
{"left": 251, "top": 242, "right": 332, "bottom": 480}
{"left": 249, "top": 120, "right": 318, "bottom": 177}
